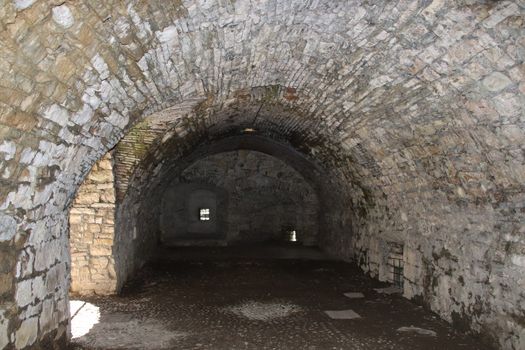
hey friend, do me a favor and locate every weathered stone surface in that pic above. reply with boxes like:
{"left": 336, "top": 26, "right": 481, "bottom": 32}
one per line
{"left": 15, "top": 316, "right": 38, "bottom": 349}
{"left": 0, "top": 310, "right": 8, "bottom": 349}
{"left": 397, "top": 326, "right": 437, "bottom": 337}
{"left": 13, "top": 0, "right": 35, "bottom": 10}
{"left": 483, "top": 72, "right": 513, "bottom": 92}
{"left": 0, "top": 213, "right": 16, "bottom": 242}
{"left": 0, "top": 0, "right": 522, "bottom": 349}
{"left": 324, "top": 309, "right": 362, "bottom": 320}
{"left": 161, "top": 150, "right": 319, "bottom": 245}
{"left": 15, "top": 278, "right": 32, "bottom": 307}
{"left": 69, "top": 153, "right": 117, "bottom": 296}
{"left": 51, "top": 4, "right": 74, "bottom": 29}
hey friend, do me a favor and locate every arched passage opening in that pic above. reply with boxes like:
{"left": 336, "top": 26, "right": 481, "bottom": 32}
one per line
{"left": 68, "top": 133, "right": 332, "bottom": 296}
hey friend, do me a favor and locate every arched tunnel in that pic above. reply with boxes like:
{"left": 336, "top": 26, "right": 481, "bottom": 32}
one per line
{"left": 0, "top": 0, "right": 523, "bottom": 349}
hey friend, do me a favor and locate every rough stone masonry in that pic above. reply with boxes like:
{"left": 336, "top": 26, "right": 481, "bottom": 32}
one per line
{"left": 0, "top": 0, "right": 523, "bottom": 349}
{"left": 69, "top": 153, "right": 117, "bottom": 296}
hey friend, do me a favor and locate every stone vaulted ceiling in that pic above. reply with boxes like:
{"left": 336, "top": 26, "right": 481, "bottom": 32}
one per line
{"left": 0, "top": 0, "right": 523, "bottom": 349}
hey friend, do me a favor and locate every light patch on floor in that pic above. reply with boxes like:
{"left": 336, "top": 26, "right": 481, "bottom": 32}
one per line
{"left": 110, "top": 297, "right": 152, "bottom": 311}
{"left": 70, "top": 300, "right": 100, "bottom": 339}
{"left": 324, "top": 309, "right": 362, "bottom": 320}
{"left": 222, "top": 300, "right": 303, "bottom": 321}
{"left": 397, "top": 326, "right": 437, "bottom": 336}
{"left": 374, "top": 286, "right": 403, "bottom": 295}
{"left": 74, "top": 316, "right": 188, "bottom": 350}
{"left": 344, "top": 292, "right": 365, "bottom": 299}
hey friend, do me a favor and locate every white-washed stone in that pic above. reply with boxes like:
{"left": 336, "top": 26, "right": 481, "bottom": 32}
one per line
{"left": 13, "top": 0, "right": 35, "bottom": 10}
{"left": 0, "top": 141, "right": 16, "bottom": 161}
{"left": 52, "top": 4, "right": 74, "bottom": 28}
{"left": 15, "top": 279, "right": 32, "bottom": 307}
{"left": 19, "top": 148, "right": 36, "bottom": 164}
{"left": 42, "top": 104, "right": 70, "bottom": 127}
{"left": 0, "top": 214, "right": 16, "bottom": 242}
{"left": 511, "top": 255, "right": 525, "bottom": 267}
{"left": 91, "top": 54, "right": 110, "bottom": 81}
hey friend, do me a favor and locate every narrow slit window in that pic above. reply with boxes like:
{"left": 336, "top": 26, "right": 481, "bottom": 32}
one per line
{"left": 392, "top": 258, "right": 404, "bottom": 288}
{"left": 199, "top": 208, "right": 210, "bottom": 221}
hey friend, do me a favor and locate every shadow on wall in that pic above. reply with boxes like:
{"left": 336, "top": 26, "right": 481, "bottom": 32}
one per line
{"left": 159, "top": 150, "right": 320, "bottom": 246}
{"left": 160, "top": 183, "right": 228, "bottom": 244}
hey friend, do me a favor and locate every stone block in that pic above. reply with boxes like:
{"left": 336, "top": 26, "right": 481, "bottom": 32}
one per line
{"left": 0, "top": 214, "right": 17, "bottom": 242}
{"left": 88, "top": 224, "right": 101, "bottom": 233}
{"left": 0, "top": 310, "right": 8, "bottom": 349}
{"left": 69, "top": 214, "right": 82, "bottom": 224}
{"left": 100, "top": 191, "right": 116, "bottom": 203}
{"left": 52, "top": 4, "right": 74, "bottom": 29}
{"left": 511, "top": 255, "right": 525, "bottom": 267}
{"left": 482, "top": 72, "right": 512, "bottom": 92}
{"left": 89, "top": 172, "right": 112, "bottom": 183}
{"left": 15, "top": 279, "right": 32, "bottom": 307}
{"left": 98, "top": 158, "right": 113, "bottom": 170}
{"left": 94, "top": 238, "right": 113, "bottom": 246}
{"left": 90, "top": 245, "right": 112, "bottom": 256}
{"left": 75, "top": 192, "right": 100, "bottom": 205}
{"left": 0, "top": 273, "right": 12, "bottom": 295}
{"left": 39, "top": 298, "right": 56, "bottom": 334}
{"left": 34, "top": 240, "right": 60, "bottom": 272}
{"left": 15, "top": 316, "right": 38, "bottom": 349}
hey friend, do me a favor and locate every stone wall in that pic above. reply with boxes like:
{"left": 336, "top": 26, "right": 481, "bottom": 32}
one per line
{"left": 160, "top": 150, "right": 319, "bottom": 245}
{"left": 69, "top": 153, "right": 117, "bottom": 295}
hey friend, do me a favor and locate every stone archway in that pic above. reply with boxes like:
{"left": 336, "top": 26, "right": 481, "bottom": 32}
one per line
{"left": 0, "top": 1, "right": 523, "bottom": 349}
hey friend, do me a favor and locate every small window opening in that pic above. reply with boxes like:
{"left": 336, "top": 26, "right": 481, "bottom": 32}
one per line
{"left": 391, "top": 258, "right": 404, "bottom": 288}
{"left": 387, "top": 242, "right": 404, "bottom": 289}
{"left": 199, "top": 208, "right": 210, "bottom": 221}
{"left": 282, "top": 225, "right": 298, "bottom": 243}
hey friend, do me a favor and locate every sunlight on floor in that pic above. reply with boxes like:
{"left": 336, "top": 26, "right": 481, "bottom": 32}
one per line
{"left": 70, "top": 300, "right": 100, "bottom": 339}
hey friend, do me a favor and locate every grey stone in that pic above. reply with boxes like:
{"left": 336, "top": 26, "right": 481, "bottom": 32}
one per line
{"left": 0, "top": 214, "right": 16, "bottom": 242}
{"left": 397, "top": 326, "right": 437, "bottom": 337}
{"left": 324, "top": 309, "right": 362, "bottom": 320}
{"left": 15, "top": 316, "right": 38, "bottom": 349}
{"left": 482, "top": 72, "right": 513, "bottom": 92}
{"left": 0, "top": 311, "right": 8, "bottom": 350}
{"left": 344, "top": 292, "right": 365, "bottom": 299}
{"left": 374, "top": 286, "right": 403, "bottom": 295}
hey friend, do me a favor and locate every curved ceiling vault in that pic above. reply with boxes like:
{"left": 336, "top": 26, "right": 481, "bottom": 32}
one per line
{"left": 0, "top": 0, "right": 523, "bottom": 349}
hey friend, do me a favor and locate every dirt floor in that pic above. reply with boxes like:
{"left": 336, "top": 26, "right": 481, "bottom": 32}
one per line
{"left": 70, "top": 246, "right": 490, "bottom": 350}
